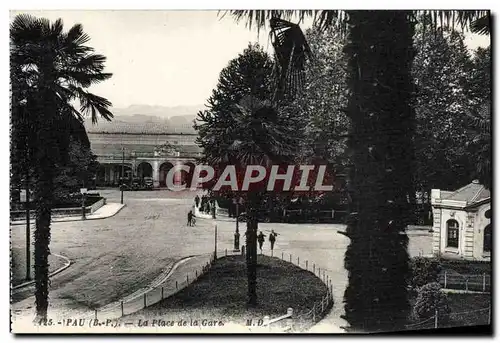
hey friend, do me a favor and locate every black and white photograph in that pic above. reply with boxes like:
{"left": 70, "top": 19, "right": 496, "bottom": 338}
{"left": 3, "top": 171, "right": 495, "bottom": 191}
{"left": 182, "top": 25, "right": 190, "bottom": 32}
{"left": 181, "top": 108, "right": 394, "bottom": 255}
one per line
{"left": 8, "top": 8, "right": 492, "bottom": 334}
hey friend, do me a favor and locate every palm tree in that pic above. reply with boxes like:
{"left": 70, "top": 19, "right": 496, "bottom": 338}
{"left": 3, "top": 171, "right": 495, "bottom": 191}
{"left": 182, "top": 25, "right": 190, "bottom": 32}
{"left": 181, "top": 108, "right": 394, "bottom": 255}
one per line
{"left": 226, "top": 9, "right": 489, "bottom": 331}
{"left": 10, "top": 14, "right": 113, "bottom": 320}
{"left": 205, "top": 96, "right": 299, "bottom": 305}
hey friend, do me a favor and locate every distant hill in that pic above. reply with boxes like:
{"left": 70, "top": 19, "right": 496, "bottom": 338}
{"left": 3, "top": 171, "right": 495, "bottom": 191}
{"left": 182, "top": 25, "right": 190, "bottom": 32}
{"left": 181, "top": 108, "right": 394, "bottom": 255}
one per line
{"left": 85, "top": 105, "right": 202, "bottom": 134}
{"left": 110, "top": 104, "right": 205, "bottom": 119}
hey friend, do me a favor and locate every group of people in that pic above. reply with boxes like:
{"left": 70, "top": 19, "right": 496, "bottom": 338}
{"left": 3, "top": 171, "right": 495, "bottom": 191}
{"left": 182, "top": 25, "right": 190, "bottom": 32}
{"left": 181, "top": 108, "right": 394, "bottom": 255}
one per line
{"left": 257, "top": 230, "right": 278, "bottom": 253}
{"left": 189, "top": 195, "right": 280, "bottom": 252}
{"left": 195, "top": 195, "right": 214, "bottom": 214}
{"left": 189, "top": 194, "right": 214, "bottom": 226}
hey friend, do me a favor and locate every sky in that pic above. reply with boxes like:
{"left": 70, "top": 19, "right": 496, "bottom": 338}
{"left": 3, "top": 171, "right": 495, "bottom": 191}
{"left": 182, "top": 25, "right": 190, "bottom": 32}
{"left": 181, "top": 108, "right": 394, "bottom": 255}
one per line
{"left": 10, "top": 10, "right": 491, "bottom": 109}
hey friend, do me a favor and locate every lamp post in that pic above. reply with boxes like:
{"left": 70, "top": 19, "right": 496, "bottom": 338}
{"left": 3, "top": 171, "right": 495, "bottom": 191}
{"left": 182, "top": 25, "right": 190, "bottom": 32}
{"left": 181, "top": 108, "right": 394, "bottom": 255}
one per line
{"left": 121, "top": 147, "right": 125, "bottom": 204}
{"left": 81, "top": 187, "right": 88, "bottom": 220}
{"left": 214, "top": 220, "right": 218, "bottom": 260}
{"left": 233, "top": 197, "right": 242, "bottom": 252}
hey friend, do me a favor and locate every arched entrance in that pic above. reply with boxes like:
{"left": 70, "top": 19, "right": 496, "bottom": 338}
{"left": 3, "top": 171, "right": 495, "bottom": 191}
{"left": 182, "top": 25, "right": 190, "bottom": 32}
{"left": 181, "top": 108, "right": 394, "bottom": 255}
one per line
{"left": 159, "top": 162, "right": 174, "bottom": 188}
{"left": 96, "top": 163, "right": 107, "bottom": 186}
{"left": 137, "top": 162, "right": 153, "bottom": 179}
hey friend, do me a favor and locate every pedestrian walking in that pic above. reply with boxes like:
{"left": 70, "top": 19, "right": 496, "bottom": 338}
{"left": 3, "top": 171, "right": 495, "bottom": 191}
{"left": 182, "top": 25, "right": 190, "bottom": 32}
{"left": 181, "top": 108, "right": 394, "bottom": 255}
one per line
{"left": 211, "top": 200, "right": 216, "bottom": 219}
{"left": 257, "top": 231, "right": 265, "bottom": 254}
{"left": 195, "top": 195, "right": 200, "bottom": 208}
{"left": 269, "top": 230, "right": 278, "bottom": 251}
{"left": 187, "top": 210, "right": 194, "bottom": 226}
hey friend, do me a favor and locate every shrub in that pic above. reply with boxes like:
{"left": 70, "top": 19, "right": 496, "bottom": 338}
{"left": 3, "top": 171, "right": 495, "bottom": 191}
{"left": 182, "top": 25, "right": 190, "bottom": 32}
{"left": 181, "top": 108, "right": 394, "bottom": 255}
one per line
{"left": 410, "top": 257, "right": 442, "bottom": 289}
{"left": 413, "top": 282, "right": 451, "bottom": 322}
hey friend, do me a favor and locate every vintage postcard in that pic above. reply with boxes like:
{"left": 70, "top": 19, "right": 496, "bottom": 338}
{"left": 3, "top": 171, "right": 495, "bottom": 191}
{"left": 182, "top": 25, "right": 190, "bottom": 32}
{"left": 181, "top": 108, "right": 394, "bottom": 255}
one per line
{"left": 9, "top": 9, "right": 491, "bottom": 334}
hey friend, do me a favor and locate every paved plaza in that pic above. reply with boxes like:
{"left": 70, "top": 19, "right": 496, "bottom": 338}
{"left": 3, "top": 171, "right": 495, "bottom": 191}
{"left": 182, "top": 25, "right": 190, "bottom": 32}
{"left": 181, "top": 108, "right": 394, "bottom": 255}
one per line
{"left": 10, "top": 189, "right": 433, "bottom": 331}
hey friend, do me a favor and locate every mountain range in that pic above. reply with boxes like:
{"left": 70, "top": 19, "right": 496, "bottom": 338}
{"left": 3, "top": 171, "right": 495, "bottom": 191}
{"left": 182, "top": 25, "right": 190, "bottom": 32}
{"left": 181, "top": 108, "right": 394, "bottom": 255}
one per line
{"left": 84, "top": 104, "right": 205, "bottom": 134}
{"left": 110, "top": 104, "right": 206, "bottom": 118}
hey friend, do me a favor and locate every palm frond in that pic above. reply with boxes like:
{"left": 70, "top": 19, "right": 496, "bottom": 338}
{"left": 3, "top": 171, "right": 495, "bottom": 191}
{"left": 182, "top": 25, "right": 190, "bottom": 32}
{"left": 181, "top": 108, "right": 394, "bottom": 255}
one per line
{"left": 50, "top": 18, "right": 64, "bottom": 38}
{"left": 68, "top": 85, "right": 113, "bottom": 123}
{"left": 417, "top": 10, "right": 490, "bottom": 35}
{"left": 10, "top": 14, "right": 45, "bottom": 44}
{"left": 470, "top": 14, "right": 491, "bottom": 35}
{"left": 269, "top": 18, "right": 313, "bottom": 102}
{"left": 65, "top": 23, "right": 91, "bottom": 46}
{"left": 224, "top": 10, "right": 315, "bottom": 33}
{"left": 70, "top": 54, "right": 107, "bottom": 72}
{"left": 315, "top": 10, "right": 346, "bottom": 35}
{"left": 59, "top": 70, "right": 112, "bottom": 88}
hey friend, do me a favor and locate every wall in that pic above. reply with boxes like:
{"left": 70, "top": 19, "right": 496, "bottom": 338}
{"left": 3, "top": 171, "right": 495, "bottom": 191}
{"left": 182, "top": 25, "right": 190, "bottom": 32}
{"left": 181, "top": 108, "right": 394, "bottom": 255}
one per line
{"left": 473, "top": 203, "right": 491, "bottom": 261}
{"left": 90, "top": 197, "right": 105, "bottom": 214}
{"left": 433, "top": 203, "right": 491, "bottom": 261}
{"left": 432, "top": 206, "right": 442, "bottom": 256}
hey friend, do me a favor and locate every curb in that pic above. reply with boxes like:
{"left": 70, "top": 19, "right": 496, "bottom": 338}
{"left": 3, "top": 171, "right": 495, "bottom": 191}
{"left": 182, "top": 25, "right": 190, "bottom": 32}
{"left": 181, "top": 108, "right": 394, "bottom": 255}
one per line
{"left": 11, "top": 253, "right": 72, "bottom": 291}
{"left": 95, "top": 254, "right": 203, "bottom": 318}
{"left": 442, "top": 288, "right": 490, "bottom": 294}
{"left": 10, "top": 204, "right": 126, "bottom": 226}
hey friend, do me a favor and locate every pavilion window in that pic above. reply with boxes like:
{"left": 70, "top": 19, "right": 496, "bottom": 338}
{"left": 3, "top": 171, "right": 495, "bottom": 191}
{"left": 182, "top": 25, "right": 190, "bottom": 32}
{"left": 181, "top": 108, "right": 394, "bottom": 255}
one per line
{"left": 483, "top": 224, "right": 491, "bottom": 253}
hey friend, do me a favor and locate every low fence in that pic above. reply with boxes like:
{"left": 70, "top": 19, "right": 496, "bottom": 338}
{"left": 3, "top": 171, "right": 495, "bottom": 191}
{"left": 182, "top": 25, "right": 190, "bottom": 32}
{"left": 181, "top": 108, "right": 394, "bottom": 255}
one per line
{"left": 262, "top": 250, "right": 334, "bottom": 331}
{"left": 439, "top": 272, "right": 491, "bottom": 293}
{"left": 283, "top": 209, "right": 336, "bottom": 219}
{"left": 263, "top": 308, "right": 294, "bottom": 332}
{"left": 405, "top": 306, "right": 491, "bottom": 330}
{"left": 93, "top": 253, "right": 217, "bottom": 320}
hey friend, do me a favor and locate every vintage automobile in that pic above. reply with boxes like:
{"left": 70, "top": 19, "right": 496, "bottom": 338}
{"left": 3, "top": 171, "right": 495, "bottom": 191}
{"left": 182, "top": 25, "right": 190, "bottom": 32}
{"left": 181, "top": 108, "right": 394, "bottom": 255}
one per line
{"left": 143, "top": 177, "right": 154, "bottom": 190}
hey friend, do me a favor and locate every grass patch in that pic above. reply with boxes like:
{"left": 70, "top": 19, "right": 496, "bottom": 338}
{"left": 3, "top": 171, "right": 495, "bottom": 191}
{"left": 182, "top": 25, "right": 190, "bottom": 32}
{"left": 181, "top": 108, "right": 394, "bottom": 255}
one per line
{"left": 409, "top": 293, "right": 491, "bottom": 330}
{"left": 124, "top": 255, "right": 329, "bottom": 331}
{"left": 11, "top": 248, "right": 67, "bottom": 286}
{"left": 446, "top": 293, "right": 491, "bottom": 328}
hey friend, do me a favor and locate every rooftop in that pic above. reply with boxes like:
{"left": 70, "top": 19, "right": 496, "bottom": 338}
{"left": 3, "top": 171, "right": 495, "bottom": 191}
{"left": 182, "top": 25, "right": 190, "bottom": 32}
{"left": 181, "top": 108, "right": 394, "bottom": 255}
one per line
{"left": 442, "top": 180, "right": 490, "bottom": 205}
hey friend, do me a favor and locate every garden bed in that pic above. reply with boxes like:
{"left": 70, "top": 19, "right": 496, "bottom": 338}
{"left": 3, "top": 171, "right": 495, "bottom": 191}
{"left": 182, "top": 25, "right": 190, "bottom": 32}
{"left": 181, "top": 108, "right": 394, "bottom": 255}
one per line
{"left": 10, "top": 196, "right": 104, "bottom": 220}
{"left": 123, "top": 255, "right": 329, "bottom": 332}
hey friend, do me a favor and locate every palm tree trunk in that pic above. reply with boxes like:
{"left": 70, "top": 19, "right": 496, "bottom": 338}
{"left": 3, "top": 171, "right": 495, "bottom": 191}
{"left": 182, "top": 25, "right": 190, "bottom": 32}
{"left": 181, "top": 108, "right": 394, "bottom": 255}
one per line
{"left": 33, "top": 156, "right": 54, "bottom": 321}
{"left": 32, "top": 94, "right": 56, "bottom": 320}
{"left": 343, "top": 10, "right": 415, "bottom": 332}
{"left": 25, "top": 167, "right": 31, "bottom": 281}
{"left": 246, "top": 193, "right": 259, "bottom": 306}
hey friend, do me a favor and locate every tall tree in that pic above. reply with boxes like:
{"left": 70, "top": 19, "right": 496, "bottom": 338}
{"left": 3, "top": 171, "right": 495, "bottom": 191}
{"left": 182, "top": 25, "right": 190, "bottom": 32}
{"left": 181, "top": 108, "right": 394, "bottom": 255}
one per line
{"left": 340, "top": 12, "right": 415, "bottom": 331}
{"left": 195, "top": 44, "right": 300, "bottom": 305}
{"left": 287, "top": 27, "right": 349, "bottom": 167}
{"left": 413, "top": 27, "right": 477, "bottom": 194}
{"left": 53, "top": 137, "right": 99, "bottom": 202}
{"left": 467, "top": 46, "right": 491, "bottom": 189}
{"left": 195, "top": 43, "right": 275, "bottom": 162}
{"left": 10, "top": 14, "right": 113, "bottom": 320}
{"left": 226, "top": 9, "right": 489, "bottom": 332}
